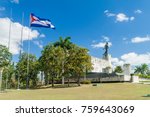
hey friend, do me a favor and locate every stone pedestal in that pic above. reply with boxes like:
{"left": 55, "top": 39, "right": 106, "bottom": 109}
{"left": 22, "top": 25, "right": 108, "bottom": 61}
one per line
{"left": 123, "top": 64, "right": 131, "bottom": 76}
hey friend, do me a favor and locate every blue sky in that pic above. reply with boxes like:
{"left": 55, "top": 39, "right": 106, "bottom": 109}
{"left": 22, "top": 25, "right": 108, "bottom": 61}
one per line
{"left": 0, "top": 0, "right": 150, "bottom": 66}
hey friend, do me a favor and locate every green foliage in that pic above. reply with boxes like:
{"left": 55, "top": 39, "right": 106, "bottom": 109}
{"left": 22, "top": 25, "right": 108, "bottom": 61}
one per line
{"left": 114, "top": 66, "right": 123, "bottom": 73}
{"left": 39, "top": 37, "right": 93, "bottom": 87}
{"left": 138, "top": 74, "right": 150, "bottom": 79}
{"left": 2, "top": 62, "right": 15, "bottom": 89}
{"left": 134, "top": 64, "right": 150, "bottom": 79}
{"left": 39, "top": 44, "right": 65, "bottom": 87}
{"left": 134, "top": 64, "right": 149, "bottom": 75}
{"left": 16, "top": 53, "right": 39, "bottom": 88}
{"left": 81, "top": 80, "right": 91, "bottom": 84}
{"left": 0, "top": 44, "right": 12, "bottom": 68}
{"left": 68, "top": 45, "right": 92, "bottom": 86}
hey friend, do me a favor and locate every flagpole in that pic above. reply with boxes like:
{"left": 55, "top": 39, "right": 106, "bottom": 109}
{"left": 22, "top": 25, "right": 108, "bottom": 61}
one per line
{"left": 18, "top": 12, "right": 24, "bottom": 90}
{"left": 8, "top": 8, "right": 12, "bottom": 50}
{"left": 26, "top": 14, "right": 31, "bottom": 89}
{"left": 5, "top": 8, "right": 12, "bottom": 90}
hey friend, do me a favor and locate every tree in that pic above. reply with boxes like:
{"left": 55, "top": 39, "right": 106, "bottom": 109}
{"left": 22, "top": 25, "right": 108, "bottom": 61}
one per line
{"left": 2, "top": 62, "right": 15, "bottom": 89}
{"left": 0, "top": 45, "right": 12, "bottom": 68}
{"left": 54, "top": 37, "right": 72, "bottom": 50}
{"left": 0, "top": 44, "right": 12, "bottom": 90}
{"left": 134, "top": 64, "right": 149, "bottom": 75}
{"left": 134, "top": 66, "right": 142, "bottom": 74}
{"left": 114, "top": 66, "right": 123, "bottom": 73}
{"left": 16, "top": 53, "right": 39, "bottom": 88}
{"left": 69, "top": 45, "right": 92, "bottom": 86}
{"left": 39, "top": 37, "right": 93, "bottom": 87}
{"left": 39, "top": 44, "right": 65, "bottom": 87}
{"left": 140, "top": 64, "right": 149, "bottom": 75}
{"left": 54, "top": 37, "right": 72, "bottom": 85}
{"left": 54, "top": 37, "right": 93, "bottom": 86}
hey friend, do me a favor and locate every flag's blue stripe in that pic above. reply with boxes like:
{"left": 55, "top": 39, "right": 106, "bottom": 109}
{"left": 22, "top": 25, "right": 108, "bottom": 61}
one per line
{"left": 30, "top": 24, "right": 50, "bottom": 28}
{"left": 30, "top": 24, "right": 55, "bottom": 29}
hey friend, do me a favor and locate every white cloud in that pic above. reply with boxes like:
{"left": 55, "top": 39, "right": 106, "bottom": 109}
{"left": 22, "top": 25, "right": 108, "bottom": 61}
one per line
{"left": 39, "top": 34, "right": 45, "bottom": 38}
{"left": 104, "top": 10, "right": 116, "bottom": 17}
{"left": 131, "top": 36, "right": 150, "bottom": 43}
{"left": 91, "top": 36, "right": 111, "bottom": 48}
{"left": 104, "top": 10, "right": 109, "bottom": 13}
{"left": 112, "top": 52, "right": 150, "bottom": 67}
{"left": 11, "top": 0, "right": 19, "bottom": 4}
{"left": 111, "top": 57, "right": 124, "bottom": 66}
{"left": 0, "top": 18, "right": 42, "bottom": 54}
{"left": 121, "top": 52, "right": 150, "bottom": 65}
{"left": 91, "top": 42, "right": 112, "bottom": 48}
{"left": 102, "top": 36, "right": 110, "bottom": 41}
{"left": 104, "top": 10, "right": 135, "bottom": 22}
{"left": 130, "top": 16, "right": 135, "bottom": 21}
{"left": 33, "top": 41, "right": 43, "bottom": 49}
{"left": 134, "top": 9, "right": 142, "bottom": 14}
{"left": 116, "top": 13, "right": 129, "bottom": 22}
{"left": 0, "top": 7, "right": 5, "bottom": 11}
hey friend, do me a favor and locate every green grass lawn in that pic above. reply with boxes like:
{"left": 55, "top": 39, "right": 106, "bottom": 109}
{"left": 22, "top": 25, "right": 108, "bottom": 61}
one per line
{"left": 0, "top": 83, "right": 150, "bottom": 100}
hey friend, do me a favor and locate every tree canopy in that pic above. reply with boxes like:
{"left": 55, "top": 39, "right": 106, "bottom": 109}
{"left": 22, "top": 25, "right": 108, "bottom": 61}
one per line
{"left": 134, "top": 64, "right": 149, "bottom": 75}
{"left": 16, "top": 52, "right": 39, "bottom": 88}
{"left": 0, "top": 44, "right": 12, "bottom": 68}
{"left": 39, "top": 37, "right": 92, "bottom": 87}
{"left": 114, "top": 66, "right": 123, "bottom": 73}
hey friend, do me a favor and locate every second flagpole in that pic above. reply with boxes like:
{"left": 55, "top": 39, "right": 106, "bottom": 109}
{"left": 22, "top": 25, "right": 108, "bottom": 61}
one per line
{"left": 26, "top": 13, "right": 31, "bottom": 89}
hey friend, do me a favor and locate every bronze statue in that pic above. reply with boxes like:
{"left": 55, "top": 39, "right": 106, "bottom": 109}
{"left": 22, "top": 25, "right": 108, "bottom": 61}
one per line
{"left": 103, "top": 42, "right": 109, "bottom": 58}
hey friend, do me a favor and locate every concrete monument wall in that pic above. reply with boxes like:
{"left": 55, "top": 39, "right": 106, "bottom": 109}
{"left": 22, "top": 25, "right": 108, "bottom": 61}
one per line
{"left": 91, "top": 54, "right": 112, "bottom": 73}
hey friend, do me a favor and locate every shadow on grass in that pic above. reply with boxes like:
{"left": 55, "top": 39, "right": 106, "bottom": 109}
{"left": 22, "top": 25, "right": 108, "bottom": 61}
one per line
{"left": 0, "top": 90, "right": 7, "bottom": 93}
{"left": 36, "top": 84, "right": 80, "bottom": 89}
{"left": 142, "top": 94, "right": 150, "bottom": 97}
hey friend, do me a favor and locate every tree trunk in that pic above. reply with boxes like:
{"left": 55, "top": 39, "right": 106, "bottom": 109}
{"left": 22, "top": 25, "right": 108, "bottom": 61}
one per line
{"left": 62, "top": 60, "right": 65, "bottom": 85}
{"left": 62, "top": 76, "right": 64, "bottom": 85}
{"left": 0, "top": 68, "right": 4, "bottom": 91}
{"left": 26, "top": 76, "right": 29, "bottom": 89}
{"left": 52, "top": 77, "right": 54, "bottom": 88}
{"left": 67, "top": 79, "right": 70, "bottom": 87}
{"left": 44, "top": 73, "right": 49, "bottom": 85}
{"left": 77, "top": 76, "right": 80, "bottom": 86}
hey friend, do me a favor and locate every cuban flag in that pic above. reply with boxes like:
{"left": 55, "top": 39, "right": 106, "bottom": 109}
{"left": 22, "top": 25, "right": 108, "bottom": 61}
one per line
{"left": 30, "top": 13, "right": 55, "bottom": 29}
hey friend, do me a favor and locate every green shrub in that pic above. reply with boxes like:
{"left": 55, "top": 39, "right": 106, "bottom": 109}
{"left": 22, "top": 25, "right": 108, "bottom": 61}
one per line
{"left": 138, "top": 74, "right": 150, "bottom": 79}
{"left": 81, "top": 80, "right": 91, "bottom": 84}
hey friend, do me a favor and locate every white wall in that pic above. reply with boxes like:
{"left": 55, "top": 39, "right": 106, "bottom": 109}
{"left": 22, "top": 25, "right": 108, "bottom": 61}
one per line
{"left": 91, "top": 56, "right": 112, "bottom": 73}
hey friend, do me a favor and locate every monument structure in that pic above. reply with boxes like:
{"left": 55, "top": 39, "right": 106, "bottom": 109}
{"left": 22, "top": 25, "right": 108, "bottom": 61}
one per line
{"left": 91, "top": 42, "right": 112, "bottom": 73}
{"left": 87, "top": 42, "right": 136, "bottom": 83}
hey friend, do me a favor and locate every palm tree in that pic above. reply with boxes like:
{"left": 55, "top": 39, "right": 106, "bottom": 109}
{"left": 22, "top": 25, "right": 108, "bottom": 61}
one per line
{"left": 54, "top": 37, "right": 72, "bottom": 50}
{"left": 134, "top": 66, "right": 142, "bottom": 74}
{"left": 54, "top": 37, "right": 73, "bottom": 85}
{"left": 141, "top": 64, "right": 149, "bottom": 75}
{"left": 134, "top": 64, "right": 149, "bottom": 75}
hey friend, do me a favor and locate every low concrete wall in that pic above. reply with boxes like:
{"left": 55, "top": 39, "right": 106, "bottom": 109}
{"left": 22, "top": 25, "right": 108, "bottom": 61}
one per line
{"left": 82, "top": 72, "right": 127, "bottom": 83}
{"left": 99, "top": 76, "right": 124, "bottom": 82}
{"left": 123, "top": 75, "right": 131, "bottom": 82}
{"left": 132, "top": 76, "right": 139, "bottom": 83}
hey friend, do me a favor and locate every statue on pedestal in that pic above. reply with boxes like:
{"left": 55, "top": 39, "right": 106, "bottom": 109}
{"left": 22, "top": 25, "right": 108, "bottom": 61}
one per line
{"left": 103, "top": 42, "right": 109, "bottom": 59}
